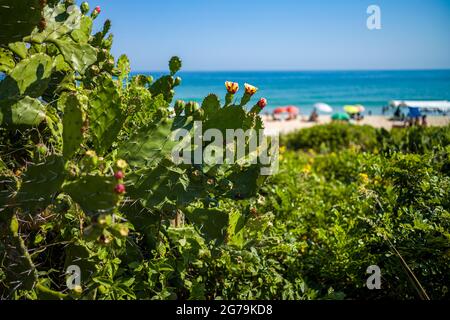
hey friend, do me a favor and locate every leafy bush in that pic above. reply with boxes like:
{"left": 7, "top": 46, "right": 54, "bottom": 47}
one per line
{"left": 252, "top": 146, "right": 449, "bottom": 299}
{"left": 383, "top": 126, "right": 450, "bottom": 154}
{"left": 282, "top": 122, "right": 450, "bottom": 155}
{"left": 281, "top": 123, "right": 379, "bottom": 153}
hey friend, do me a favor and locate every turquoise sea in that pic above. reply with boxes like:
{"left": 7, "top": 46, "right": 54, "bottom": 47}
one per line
{"left": 142, "top": 70, "right": 450, "bottom": 115}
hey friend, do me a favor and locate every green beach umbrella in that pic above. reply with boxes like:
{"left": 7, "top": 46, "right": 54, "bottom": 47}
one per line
{"left": 331, "top": 113, "right": 350, "bottom": 121}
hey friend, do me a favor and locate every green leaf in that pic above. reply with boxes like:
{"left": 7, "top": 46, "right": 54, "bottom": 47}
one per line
{"left": 169, "top": 56, "right": 182, "bottom": 75}
{"left": 70, "top": 16, "right": 93, "bottom": 44}
{"left": 117, "top": 54, "right": 130, "bottom": 84}
{"left": 64, "top": 243, "right": 97, "bottom": 283}
{"left": 117, "top": 119, "right": 175, "bottom": 169}
{"left": 1, "top": 218, "right": 38, "bottom": 291}
{"left": 201, "top": 94, "right": 221, "bottom": 115}
{"left": 0, "top": 96, "right": 46, "bottom": 126}
{"left": 203, "top": 105, "right": 262, "bottom": 134}
{"left": 61, "top": 92, "right": 86, "bottom": 159}
{"left": 88, "top": 77, "right": 125, "bottom": 155}
{"left": 186, "top": 208, "right": 230, "bottom": 245}
{"left": 28, "top": 3, "right": 81, "bottom": 43}
{"left": 63, "top": 175, "right": 118, "bottom": 215}
{"left": 149, "top": 75, "right": 176, "bottom": 103}
{"left": 53, "top": 39, "right": 97, "bottom": 74}
{"left": 127, "top": 160, "right": 207, "bottom": 209}
{"left": 0, "top": 53, "right": 52, "bottom": 100}
{"left": 8, "top": 42, "right": 28, "bottom": 59}
{"left": 0, "top": 47, "right": 15, "bottom": 73}
{"left": 0, "top": 173, "right": 18, "bottom": 207}
{"left": 118, "top": 112, "right": 194, "bottom": 169}
{"left": 15, "top": 155, "right": 66, "bottom": 213}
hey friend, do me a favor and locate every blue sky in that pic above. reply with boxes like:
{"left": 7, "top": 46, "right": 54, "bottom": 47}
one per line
{"left": 90, "top": 0, "right": 450, "bottom": 71}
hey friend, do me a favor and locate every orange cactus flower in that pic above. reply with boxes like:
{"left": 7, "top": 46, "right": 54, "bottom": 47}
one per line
{"left": 244, "top": 83, "right": 258, "bottom": 95}
{"left": 225, "top": 81, "right": 239, "bottom": 94}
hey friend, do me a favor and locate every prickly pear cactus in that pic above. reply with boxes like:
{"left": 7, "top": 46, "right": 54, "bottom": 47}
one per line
{"left": 0, "top": 0, "right": 44, "bottom": 45}
{"left": 0, "top": 0, "right": 271, "bottom": 299}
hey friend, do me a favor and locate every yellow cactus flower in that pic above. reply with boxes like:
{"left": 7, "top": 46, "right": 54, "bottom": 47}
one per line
{"left": 244, "top": 83, "right": 258, "bottom": 95}
{"left": 225, "top": 81, "right": 239, "bottom": 94}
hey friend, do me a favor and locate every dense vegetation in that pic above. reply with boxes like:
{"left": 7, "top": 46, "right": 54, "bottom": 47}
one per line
{"left": 1, "top": 1, "right": 449, "bottom": 300}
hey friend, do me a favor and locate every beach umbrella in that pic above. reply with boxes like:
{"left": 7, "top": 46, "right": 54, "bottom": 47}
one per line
{"left": 314, "top": 103, "right": 333, "bottom": 113}
{"left": 407, "top": 107, "right": 422, "bottom": 118}
{"left": 355, "top": 104, "right": 365, "bottom": 112}
{"left": 331, "top": 113, "right": 350, "bottom": 121}
{"left": 344, "top": 105, "right": 360, "bottom": 114}
{"left": 273, "top": 107, "right": 287, "bottom": 114}
{"left": 286, "top": 106, "right": 299, "bottom": 114}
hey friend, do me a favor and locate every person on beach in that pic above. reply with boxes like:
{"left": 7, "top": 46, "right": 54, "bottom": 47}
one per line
{"left": 421, "top": 115, "right": 428, "bottom": 127}
{"left": 308, "top": 109, "right": 319, "bottom": 122}
{"left": 394, "top": 107, "right": 401, "bottom": 119}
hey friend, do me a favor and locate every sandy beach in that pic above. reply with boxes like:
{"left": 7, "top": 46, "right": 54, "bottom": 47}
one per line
{"left": 263, "top": 115, "right": 450, "bottom": 136}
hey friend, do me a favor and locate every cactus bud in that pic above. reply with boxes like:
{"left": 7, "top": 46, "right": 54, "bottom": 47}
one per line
{"left": 102, "top": 19, "right": 111, "bottom": 35}
{"left": 67, "top": 163, "right": 80, "bottom": 178}
{"left": 35, "top": 143, "right": 48, "bottom": 156}
{"left": 114, "top": 184, "right": 126, "bottom": 194}
{"left": 83, "top": 150, "right": 98, "bottom": 168}
{"left": 258, "top": 98, "right": 267, "bottom": 109}
{"left": 190, "top": 170, "right": 202, "bottom": 182}
{"left": 97, "top": 215, "right": 108, "bottom": 225}
{"left": 64, "top": 0, "right": 75, "bottom": 6}
{"left": 116, "top": 159, "right": 128, "bottom": 170}
{"left": 185, "top": 101, "right": 199, "bottom": 116}
{"left": 250, "top": 98, "right": 268, "bottom": 114}
{"left": 72, "top": 285, "right": 83, "bottom": 294}
{"left": 90, "top": 64, "right": 100, "bottom": 75}
{"left": 98, "top": 285, "right": 108, "bottom": 294}
{"left": 169, "top": 56, "right": 182, "bottom": 75}
{"left": 193, "top": 108, "right": 204, "bottom": 120}
{"left": 174, "top": 77, "right": 182, "bottom": 86}
{"left": 80, "top": 2, "right": 89, "bottom": 14}
{"left": 91, "top": 6, "right": 101, "bottom": 19}
{"left": 219, "top": 179, "right": 233, "bottom": 192}
{"left": 174, "top": 100, "right": 185, "bottom": 116}
{"left": 114, "top": 171, "right": 125, "bottom": 180}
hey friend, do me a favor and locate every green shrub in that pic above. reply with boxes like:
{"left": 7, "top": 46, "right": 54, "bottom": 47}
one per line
{"left": 281, "top": 123, "right": 378, "bottom": 153}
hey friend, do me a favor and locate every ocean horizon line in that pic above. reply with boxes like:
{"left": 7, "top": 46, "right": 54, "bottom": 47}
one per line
{"left": 131, "top": 68, "right": 450, "bottom": 74}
